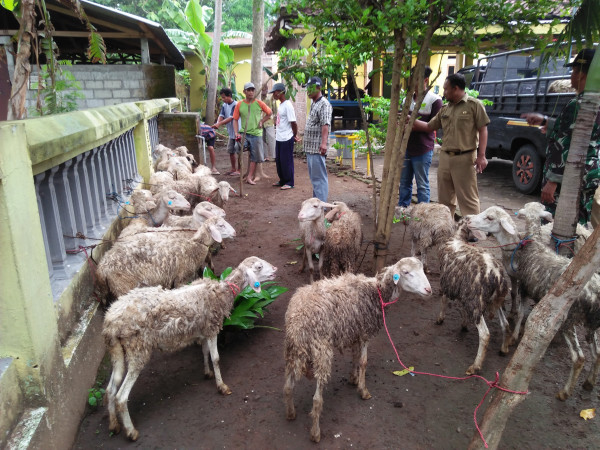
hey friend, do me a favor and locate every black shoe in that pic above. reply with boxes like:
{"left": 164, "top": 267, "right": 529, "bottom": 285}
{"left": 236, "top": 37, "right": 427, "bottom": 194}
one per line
{"left": 468, "top": 237, "right": 479, "bottom": 243}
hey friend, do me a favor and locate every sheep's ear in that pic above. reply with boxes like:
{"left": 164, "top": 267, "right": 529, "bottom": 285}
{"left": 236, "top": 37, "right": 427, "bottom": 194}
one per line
{"left": 245, "top": 267, "right": 261, "bottom": 293}
{"left": 144, "top": 200, "right": 157, "bottom": 211}
{"left": 208, "top": 224, "right": 223, "bottom": 243}
{"left": 499, "top": 218, "right": 516, "bottom": 235}
{"left": 540, "top": 211, "right": 554, "bottom": 222}
{"left": 392, "top": 271, "right": 401, "bottom": 285}
{"left": 320, "top": 201, "right": 336, "bottom": 209}
{"left": 324, "top": 209, "right": 338, "bottom": 221}
{"left": 470, "top": 228, "right": 487, "bottom": 240}
{"left": 210, "top": 188, "right": 219, "bottom": 196}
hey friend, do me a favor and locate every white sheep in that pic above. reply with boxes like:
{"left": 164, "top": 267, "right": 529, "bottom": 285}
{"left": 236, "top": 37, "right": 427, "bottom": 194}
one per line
{"left": 162, "top": 201, "right": 225, "bottom": 228}
{"left": 437, "top": 219, "right": 511, "bottom": 375}
{"left": 96, "top": 216, "right": 236, "bottom": 301}
{"left": 104, "top": 256, "right": 278, "bottom": 441}
{"left": 321, "top": 201, "right": 363, "bottom": 277}
{"left": 283, "top": 257, "right": 432, "bottom": 443}
{"left": 469, "top": 202, "right": 600, "bottom": 400}
{"left": 394, "top": 202, "right": 455, "bottom": 272}
{"left": 297, "top": 198, "right": 335, "bottom": 282}
{"left": 120, "top": 189, "right": 191, "bottom": 237}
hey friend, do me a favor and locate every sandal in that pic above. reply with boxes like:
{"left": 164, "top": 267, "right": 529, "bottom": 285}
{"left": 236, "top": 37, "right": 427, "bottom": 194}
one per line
{"left": 211, "top": 169, "right": 221, "bottom": 175}
{"left": 227, "top": 171, "right": 240, "bottom": 176}
{"left": 280, "top": 185, "right": 294, "bottom": 190}
{"left": 272, "top": 182, "right": 283, "bottom": 187}
{"left": 246, "top": 179, "right": 256, "bottom": 185}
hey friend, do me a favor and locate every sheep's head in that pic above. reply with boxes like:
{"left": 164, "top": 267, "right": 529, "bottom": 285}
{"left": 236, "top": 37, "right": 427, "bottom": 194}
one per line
{"left": 517, "top": 202, "right": 553, "bottom": 236}
{"left": 196, "top": 216, "right": 236, "bottom": 243}
{"left": 174, "top": 145, "right": 190, "bottom": 156}
{"left": 210, "top": 181, "right": 235, "bottom": 205}
{"left": 298, "top": 198, "right": 335, "bottom": 222}
{"left": 160, "top": 189, "right": 191, "bottom": 212}
{"left": 324, "top": 201, "right": 350, "bottom": 221}
{"left": 239, "top": 256, "right": 278, "bottom": 293}
{"left": 166, "top": 156, "right": 193, "bottom": 175}
{"left": 191, "top": 202, "right": 226, "bottom": 226}
{"left": 387, "top": 257, "right": 432, "bottom": 297}
{"left": 469, "top": 206, "right": 517, "bottom": 238}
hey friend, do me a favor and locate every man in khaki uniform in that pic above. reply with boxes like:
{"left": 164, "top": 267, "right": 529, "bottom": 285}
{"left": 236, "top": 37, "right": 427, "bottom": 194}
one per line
{"left": 413, "top": 73, "right": 490, "bottom": 217}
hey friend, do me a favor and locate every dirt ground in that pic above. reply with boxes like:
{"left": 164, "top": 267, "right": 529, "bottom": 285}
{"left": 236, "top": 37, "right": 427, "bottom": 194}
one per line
{"left": 74, "top": 146, "right": 600, "bottom": 449}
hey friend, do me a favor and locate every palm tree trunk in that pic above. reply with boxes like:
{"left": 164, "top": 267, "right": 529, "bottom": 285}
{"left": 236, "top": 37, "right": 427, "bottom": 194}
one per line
{"left": 251, "top": 0, "right": 264, "bottom": 86}
{"left": 205, "top": 0, "right": 222, "bottom": 124}
{"left": 8, "top": 0, "right": 36, "bottom": 120}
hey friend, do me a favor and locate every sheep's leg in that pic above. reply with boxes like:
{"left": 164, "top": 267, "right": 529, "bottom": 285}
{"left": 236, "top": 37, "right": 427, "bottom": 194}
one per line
{"left": 509, "top": 290, "right": 526, "bottom": 346}
{"left": 583, "top": 331, "right": 600, "bottom": 391}
{"left": 496, "top": 307, "right": 510, "bottom": 355}
{"left": 467, "top": 316, "right": 490, "bottom": 375}
{"left": 411, "top": 238, "right": 417, "bottom": 257}
{"left": 206, "top": 336, "right": 231, "bottom": 395}
{"left": 306, "top": 249, "right": 315, "bottom": 282}
{"left": 283, "top": 365, "right": 297, "bottom": 420}
{"left": 355, "top": 340, "right": 371, "bottom": 400}
{"left": 317, "top": 252, "right": 324, "bottom": 280}
{"left": 115, "top": 366, "right": 143, "bottom": 441}
{"left": 507, "top": 276, "right": 519, "bottom": 321}
{"left": 349, "top": 342, "right": 360, "bottom": 385}
{"left": 421, "top": 248, "right": 428, "bottom": 273}
{"left": 557, "top": 327, "right": 585, "bottom": 401}
{"left": 106, "top": 344, "right": 126, "bottom": 435}
{"left": 201, "top": 339, "right": 214, "bottom": 379}
{"left": 309, "top": 379, "right": 324, "bottom": 443}
{"left": 436, "top": 295, "right": 447, "bottom": 325}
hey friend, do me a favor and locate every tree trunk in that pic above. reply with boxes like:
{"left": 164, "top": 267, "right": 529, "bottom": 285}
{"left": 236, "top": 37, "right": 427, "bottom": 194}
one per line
{"left": 552, "top": 52, "right": 600, "bottom": 255}
{"left": 251, "top": 0, "right": 264, "bottom": 86}
{"left": 8, "top": 0, "right": 36, "bottom": 120}
{"left": 468, "top": 226, "right": 600, "bottom": 449}
{"left": 205, "top": 0, "right": 222, "bottom": 124}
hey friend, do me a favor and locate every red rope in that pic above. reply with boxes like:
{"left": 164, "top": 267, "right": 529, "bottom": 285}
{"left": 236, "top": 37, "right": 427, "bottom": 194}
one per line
{"left": 226, "top": 281, "right": 240, "bottom": 296}
{"left": 377, "top": 289, "right": 528, "bottom": 448}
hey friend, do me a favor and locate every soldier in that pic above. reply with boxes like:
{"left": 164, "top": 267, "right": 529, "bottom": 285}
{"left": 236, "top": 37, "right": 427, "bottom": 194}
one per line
{"left": 521, "top": 49, "right": 600, "bottom": 225}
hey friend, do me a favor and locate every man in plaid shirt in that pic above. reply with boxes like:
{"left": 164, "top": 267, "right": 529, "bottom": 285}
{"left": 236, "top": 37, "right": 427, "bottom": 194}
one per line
{"left": 303, "top": 76, "right": 333, "bottom": 201}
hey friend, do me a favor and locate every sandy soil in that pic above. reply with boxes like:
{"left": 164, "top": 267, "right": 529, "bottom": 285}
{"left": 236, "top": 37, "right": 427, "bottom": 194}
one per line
{"left": 74, "top": 147, "right": 600, "bottom": 449}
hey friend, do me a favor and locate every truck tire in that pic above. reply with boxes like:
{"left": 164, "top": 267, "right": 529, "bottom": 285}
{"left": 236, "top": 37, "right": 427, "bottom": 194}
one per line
{"left": 512, "top": 144, "right": 543, "bottom": 194}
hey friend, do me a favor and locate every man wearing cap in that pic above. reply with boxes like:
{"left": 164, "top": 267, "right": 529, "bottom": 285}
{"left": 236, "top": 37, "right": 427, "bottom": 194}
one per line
{"left": 304, "top": 76, "right": 333, "bottom": 201}
{"left": 521, "top": 48, "right": 600, "bottom": 224}
{"left": 233, "top": 82, "right": 272, "bottom": 185}
{"left": 269, "top": 82, "right": 298, "bottom": 190}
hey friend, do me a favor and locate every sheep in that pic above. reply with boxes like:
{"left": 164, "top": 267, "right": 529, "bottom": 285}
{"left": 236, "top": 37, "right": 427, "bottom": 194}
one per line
{"left": 320, "top": 201, "right": 363, "bottom": 277}
{"left": 149, "top": 171, "right": 234, "bottom": 209}
{"left": 95, "top": 216, "right": 236, "bottom": 301}
{"left": 152, "top": 144, "right": 174, "bottom": 171}
{"left": 468, "top": 202, "right": 600, "bottom": 400}
{"left": 283, "top": 257, "right": 431, "bottom": 443}
{"left": 394, "top": 202, "right": 456, "bottom": 272}
{"left": 156, "top": 155, "right": 193, "bottom": 173}
{"left": 297, "top": 198, "right": 335, "bottom": 282}
{"left": 173, "top": 145, "right": 198, "bottom": 168}
{"left": 120, "top": 189, "right": 191, "bottom": 237}
{"left": 104, "top": 256, "right": 278, "bottom": 441}
{"left": 437, "top": 219, "right": 511, "bottom": 375}
{"left": 162, "top": 201, "right": 225, "bottom": 228}
{"left": 194, "top": 164, "right": 213, "bottom": 176}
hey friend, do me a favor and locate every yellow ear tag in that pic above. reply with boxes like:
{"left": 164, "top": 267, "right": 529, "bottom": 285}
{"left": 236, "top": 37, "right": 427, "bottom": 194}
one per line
{"left": 580, "top": 408, "right": 596, "bottom": 420}
{"left": 393, "top": 366, "right": 415, "bottom": 377}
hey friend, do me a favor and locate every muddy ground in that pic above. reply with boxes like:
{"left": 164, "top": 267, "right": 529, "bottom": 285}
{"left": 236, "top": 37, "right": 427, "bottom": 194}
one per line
{"left": 74, "top": 147, "right": 600, "bottom": 449}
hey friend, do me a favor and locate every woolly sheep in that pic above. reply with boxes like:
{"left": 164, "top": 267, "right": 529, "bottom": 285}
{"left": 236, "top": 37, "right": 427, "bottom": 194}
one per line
{"left": 283, "top": 257, "right": 431, "bottom": 443}
{"left": 104, "top": 256, "right": 278, "bottom": 441}
{"left": 162, "top": 201, "right": 226, "bottom": 228}
{"left": 321, "top": 201, "right": 363, "bottom": 277}
{"left": 437, "top": 219, "right": 511, "bottom": 375}
{"left": 394, "top": 202, "right": 455, "bottom": 272}
{"left": 297, "top": 198, "right": 335, "bottom": 282}
{"left": 120, "top": 189, "right": 191, "bottom": 237}
{"left": 156, "top": 155, "right": 193, "bottom": 174}
{"left": 96, "top": 216, "right": 236, "bottom": 301}
{"left": 469, "top": 202, "right": 600, "bottom": 400}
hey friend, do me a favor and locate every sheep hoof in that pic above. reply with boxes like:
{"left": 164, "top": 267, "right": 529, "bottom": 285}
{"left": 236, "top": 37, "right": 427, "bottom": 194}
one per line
{"left": 204, "top": 371, "right": 215, "bottom": 379}
{"left": 498, "top": 349, "right": 509, "bottom": 356}
{"left": 435, "top": 318, "right": 444, "bottom": 325}
{"left": 582, "top": 380, "right": 594, "bottom": 391}
{"left": 218, "top": 384, "right": 232, "bottom": 395}
{"left": 286, "top": 410, "right": 296, "bottom": 421}
{"left": 127, "top": 429, "right": 139, "bottom": 441}
{"left": 310, "top": 430, "right": 321, "bottom": 443}
{"left": 359, "top": 389, "right": 372, "bottom": 400}
{"left": 466, "top": 365, "right": 479, "bottom": 376}
{"left": 108, "top": 421, "right": 121, "bottom": 435}
{"left": 556, "top": 390, "right": 569, "bottom": 401}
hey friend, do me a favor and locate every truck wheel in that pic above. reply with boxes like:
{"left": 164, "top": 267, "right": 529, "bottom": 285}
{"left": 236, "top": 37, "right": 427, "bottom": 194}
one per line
{"left": 512, "top": 145, "right": 542, "bottom": 194}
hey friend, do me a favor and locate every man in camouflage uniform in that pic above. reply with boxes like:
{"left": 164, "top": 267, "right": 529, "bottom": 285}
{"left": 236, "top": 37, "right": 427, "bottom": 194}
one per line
{"left": 522, "top": 49, "right": 600, "bottom": 224}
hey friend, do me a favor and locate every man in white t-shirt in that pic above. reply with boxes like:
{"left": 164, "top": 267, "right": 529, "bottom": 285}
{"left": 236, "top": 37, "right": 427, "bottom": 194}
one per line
{"left": 269, "top": 83, "right": 298, "bottom": 190}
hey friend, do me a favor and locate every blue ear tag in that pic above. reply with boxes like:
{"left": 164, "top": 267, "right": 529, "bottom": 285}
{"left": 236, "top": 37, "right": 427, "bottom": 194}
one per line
{"left": 125, "top": 201, "right": 130, "bottom": 205}
{"left": 254, "top": 281, "right": 260, "bottom": 289}
{"left": 393, "top": 273, "right": 400, "bottom": 282}
{"left": 168, "top": 201, "right": 173, "bottom": 205}
{"left": 514, "top": 211, "right": 518, "bottom": 215}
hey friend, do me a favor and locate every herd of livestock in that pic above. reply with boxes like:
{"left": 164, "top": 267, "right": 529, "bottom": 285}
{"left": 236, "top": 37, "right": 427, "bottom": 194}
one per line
{"left": 93, "top": 143, "right": 599, "bottom": 443}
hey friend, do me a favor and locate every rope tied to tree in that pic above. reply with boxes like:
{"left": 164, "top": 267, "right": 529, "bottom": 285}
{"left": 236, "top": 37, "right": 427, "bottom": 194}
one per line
{"left": 550, "top": 233, "right": 577, "bottom": 255}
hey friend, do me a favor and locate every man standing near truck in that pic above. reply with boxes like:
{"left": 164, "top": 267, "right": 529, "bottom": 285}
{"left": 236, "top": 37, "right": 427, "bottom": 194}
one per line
{"left": 413, "top": 73, "right": 490, "bottom": 218}
{"left": 521, "top": 48, "right": 600, "bottom": 225}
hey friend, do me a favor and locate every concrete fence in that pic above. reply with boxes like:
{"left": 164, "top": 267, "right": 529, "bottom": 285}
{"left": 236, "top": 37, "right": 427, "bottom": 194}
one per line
{"left": 0, "top": 98, "right": 179, "bottom": 449}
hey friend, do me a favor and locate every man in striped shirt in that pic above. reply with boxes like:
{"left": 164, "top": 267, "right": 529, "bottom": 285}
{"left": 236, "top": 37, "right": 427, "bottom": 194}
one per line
{"left": 303, "top": 76, "right": 333, "bottom": 201}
